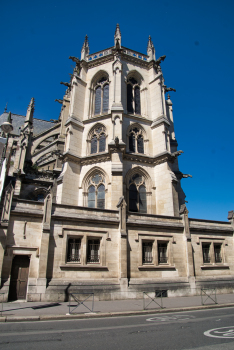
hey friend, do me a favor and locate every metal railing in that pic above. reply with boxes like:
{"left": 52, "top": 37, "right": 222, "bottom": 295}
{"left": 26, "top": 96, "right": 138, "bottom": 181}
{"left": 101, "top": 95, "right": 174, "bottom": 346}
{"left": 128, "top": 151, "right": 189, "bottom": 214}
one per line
{"left": 201, "top": 288, "right": 217, "bottom": 305}
{"left": 143, "top": 291, "right": 165, "bottom": 310}
{"left": 68, "top": 293, "right": 94, "bottom": 314}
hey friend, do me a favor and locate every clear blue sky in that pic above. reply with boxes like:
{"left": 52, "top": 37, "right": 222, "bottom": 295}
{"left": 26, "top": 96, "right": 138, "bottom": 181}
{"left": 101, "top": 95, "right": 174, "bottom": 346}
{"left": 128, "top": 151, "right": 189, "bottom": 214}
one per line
{"left": 0, "top": 0, "right": 233, "bottom": 221}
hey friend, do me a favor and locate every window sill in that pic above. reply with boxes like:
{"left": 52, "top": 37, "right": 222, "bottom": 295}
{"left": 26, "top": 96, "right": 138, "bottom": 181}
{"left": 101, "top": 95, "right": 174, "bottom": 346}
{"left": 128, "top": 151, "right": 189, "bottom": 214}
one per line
{"left": 201, "top": 264, "right": 229, "bottom": 270}
{"left": 60, "top": 264, "right": 108, "bottom": 270}
{"left": 138, "top": 265, "right": 176, "bottom": 270}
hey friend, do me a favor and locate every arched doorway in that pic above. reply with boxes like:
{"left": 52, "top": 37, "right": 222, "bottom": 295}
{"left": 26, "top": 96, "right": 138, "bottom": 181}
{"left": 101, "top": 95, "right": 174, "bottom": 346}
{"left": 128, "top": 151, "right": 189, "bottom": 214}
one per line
{"left": 8, "top": 255, "right": 30, "bottom": 301}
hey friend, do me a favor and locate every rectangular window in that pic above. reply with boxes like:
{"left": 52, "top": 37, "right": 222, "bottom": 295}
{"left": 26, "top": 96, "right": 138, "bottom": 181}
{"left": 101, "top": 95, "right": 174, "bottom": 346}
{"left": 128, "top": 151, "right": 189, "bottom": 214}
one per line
{"left": 87, "top": 239, "right": 100, "bottom": 263}
{"left": 142, "top": 242, "right": 153, "bottom": 263}
{"left": 158, "top": 242, "right": 168, "bottom": 264}
{"left": 214, "top": 243, "right": 222, "bottom": 263}
{"left": 202, "top": 243, "right": 211, "bottom": 263}
{"left": 67, "top": 238, "right": 81, "bottom": 262}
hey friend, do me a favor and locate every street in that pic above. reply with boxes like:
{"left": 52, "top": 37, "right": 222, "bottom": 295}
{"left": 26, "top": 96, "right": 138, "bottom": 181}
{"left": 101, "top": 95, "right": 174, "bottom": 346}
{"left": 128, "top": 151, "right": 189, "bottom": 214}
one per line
{"left": 0, "top": 307, "right": 234, "bottom": 349}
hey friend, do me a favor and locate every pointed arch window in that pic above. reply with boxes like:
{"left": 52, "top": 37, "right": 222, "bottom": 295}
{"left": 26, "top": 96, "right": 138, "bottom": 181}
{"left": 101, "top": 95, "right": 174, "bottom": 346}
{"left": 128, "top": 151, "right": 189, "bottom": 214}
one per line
{"left": 127, "top": 77, "right": 141, "bottom": 115}
{"left": 87, "top": 174, "right": 105, "bottom": 209}
{"left": 94, "top": 76, "right": 109, "bottom": 115}
{"left": 128, "top": 127, "right": 144, "bottom": 154}
{"left": 128, "top": 173, "right": 147, "bottom": 213}
{"left": 90, "top": 125, "right": 107, "bottom": 154}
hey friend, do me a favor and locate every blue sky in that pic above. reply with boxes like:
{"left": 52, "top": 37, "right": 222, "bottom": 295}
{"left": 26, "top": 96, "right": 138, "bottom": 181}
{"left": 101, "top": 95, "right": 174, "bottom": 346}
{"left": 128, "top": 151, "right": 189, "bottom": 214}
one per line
{"left": 0, "top": 0, "right": 233, "bottom": 221}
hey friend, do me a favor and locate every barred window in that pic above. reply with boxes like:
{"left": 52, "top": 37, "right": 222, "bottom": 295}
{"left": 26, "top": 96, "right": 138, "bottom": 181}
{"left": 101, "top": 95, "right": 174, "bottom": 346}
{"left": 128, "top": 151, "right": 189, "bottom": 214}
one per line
{"left": 128, "top": 174, "right": 147, "bottom": 213}
{"left": 67, "top": 238, "right": 81, "bottom": 262}
{"left": 87, "top": 174, "right": 105, "bottom": 209}
{"left": 87, "top": 239, "right": 100, "bottom": 263}
{"left": 143, "top": 242, "right": 153, "bottom": 264}
{"left": 128, "top": 127, "right": 144, "bottom": 154}
{"left": 202, "top": 243, "right": 211, "bottom": 264}
{"left": 94, "top": 77, "right": 109, "bottom": 115}
{"left": 158, "top": 242, "right": 168, "bottom": 264}
{"left": 127, "top": 77, "right": 141, "bottom": 115}
{"left": 214, "top": 244, "right": 222, "bottom": 263}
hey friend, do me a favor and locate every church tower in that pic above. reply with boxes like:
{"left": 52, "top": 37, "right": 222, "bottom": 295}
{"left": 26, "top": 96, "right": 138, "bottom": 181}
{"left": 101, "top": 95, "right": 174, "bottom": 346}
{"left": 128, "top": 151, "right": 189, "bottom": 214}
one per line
{"left": 56, "top": 24, "right": 186, "bottom": 217}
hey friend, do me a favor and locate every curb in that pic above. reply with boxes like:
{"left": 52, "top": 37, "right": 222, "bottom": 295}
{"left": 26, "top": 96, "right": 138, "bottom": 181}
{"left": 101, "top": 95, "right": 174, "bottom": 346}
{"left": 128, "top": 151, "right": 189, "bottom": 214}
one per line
{"left": 1, "top": 302, "right": 234, "bottom": 322}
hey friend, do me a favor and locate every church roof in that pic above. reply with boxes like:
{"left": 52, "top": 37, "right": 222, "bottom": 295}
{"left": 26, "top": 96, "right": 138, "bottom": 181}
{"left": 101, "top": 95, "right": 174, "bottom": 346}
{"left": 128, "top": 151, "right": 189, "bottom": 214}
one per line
{"left": 0, "top": 112, "right": 56, "bottom": 136}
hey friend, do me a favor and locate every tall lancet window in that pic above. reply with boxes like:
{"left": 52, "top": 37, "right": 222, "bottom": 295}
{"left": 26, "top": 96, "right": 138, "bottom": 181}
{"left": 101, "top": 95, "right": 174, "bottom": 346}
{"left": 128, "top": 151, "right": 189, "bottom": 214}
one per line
{"left": 128, "top": 127, "right": 144, "bottom": 154}
{"left": 128, "top": 173, "right": 147, "bottom": 213}
{"left": 94, "top": 77, "right": 109, "bottom": 115}
{"left": 127, "top": 77, "right": 141, "bottom": 115}
{"left": 87, "top": 174, "right": 105, "bottom": 209}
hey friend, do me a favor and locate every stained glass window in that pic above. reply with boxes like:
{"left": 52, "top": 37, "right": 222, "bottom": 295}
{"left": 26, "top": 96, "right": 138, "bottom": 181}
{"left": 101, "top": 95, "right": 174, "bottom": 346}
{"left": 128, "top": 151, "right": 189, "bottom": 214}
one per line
{"left": 99, "top": 133, "right": 106, "bottom": 152}
{"left": 127, "top": 84, "right": 133, "bottom": 113}
{"left": 129, "top": 184, "right": 138, "bottom": 212}
{"left": 88, "top": 185, "right": 96, "bottom": 208}
{"left": 137, "top": 135, "right": 144, "bottom": 154}
{"left": 135, "top": 86, "right": 141, "bottom": 114}
{"left": 129, "top": 133, "right": 135, "bottom": 152}
{"left": 91, "top": 136, "right": 97, "bottom": 154}
{"left": 103, "top": 84, "right": 109, "bottom": 113}
{"left": 139, "top": 185, "right": 147, "bottom": 213}
{"left": 94, "top": 86, "right": 101, "bottom": 115}
{"left": 129, "top": 175, "right": 147, "bottom": 213}
{"left": 97, "top": 184, "right": 105, "bottom": 209}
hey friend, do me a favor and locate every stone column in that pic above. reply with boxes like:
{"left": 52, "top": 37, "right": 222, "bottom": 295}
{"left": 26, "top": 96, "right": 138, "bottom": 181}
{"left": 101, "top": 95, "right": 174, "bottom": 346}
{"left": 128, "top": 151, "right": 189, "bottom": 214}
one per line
{"left": 116, "top": 197, "right": 128, "bottom": 287}
{"left": 0, "top": 182, "right": 14, "bottom": 284}
{"left": 180, "top": 204, "right": 195, "bottom": 291}
{"left": 37, "top": 193, "right": 52, "bottom": 296}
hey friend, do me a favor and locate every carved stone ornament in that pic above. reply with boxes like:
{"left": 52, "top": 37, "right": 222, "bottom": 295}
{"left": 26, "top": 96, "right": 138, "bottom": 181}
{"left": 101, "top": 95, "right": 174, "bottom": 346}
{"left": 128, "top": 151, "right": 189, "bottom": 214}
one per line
{"left": 116, "top": 196, "right": 127, "bottom": 208}
{"left": 179, "top": 204, "right": 189, "bottom": 215}
{"left": 228, "top": 210, "right": 234, "bottom": 220}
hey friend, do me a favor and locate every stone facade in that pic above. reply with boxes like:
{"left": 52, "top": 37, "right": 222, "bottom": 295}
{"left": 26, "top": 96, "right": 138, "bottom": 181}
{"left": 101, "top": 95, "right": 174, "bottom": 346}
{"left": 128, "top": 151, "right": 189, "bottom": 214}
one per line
{"left": 0, "top": 25, "right": 233, "bottom": 301}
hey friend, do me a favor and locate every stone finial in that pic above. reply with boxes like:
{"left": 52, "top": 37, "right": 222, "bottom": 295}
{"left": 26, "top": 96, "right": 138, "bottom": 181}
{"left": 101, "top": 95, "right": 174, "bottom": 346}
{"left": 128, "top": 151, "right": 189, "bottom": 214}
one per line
{"left": 114, "top": 24, "right": 121, "bottom": 48}
{"left": 25, "top": 97, "right": 35, "bottom": 124}
{"left": 81, "top": 35, "right": 89, "bottom": 60}
{"left": 228, "top": 210, "right": 234, "bottom": 221}
{"left": 147, "top": 35, "right": 155, "bottom": 61}
{"left": 166, "top": 94, "right": 173, "bottom": 106}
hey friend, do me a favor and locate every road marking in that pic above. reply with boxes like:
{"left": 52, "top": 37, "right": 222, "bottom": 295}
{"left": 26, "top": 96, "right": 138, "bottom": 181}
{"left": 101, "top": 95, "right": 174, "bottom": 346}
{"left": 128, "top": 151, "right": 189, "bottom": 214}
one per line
{"left": 146, "top": 315, "right": 195, "bottom": 322}
{"left": 204, "top": 326, "right": 234, "bottom": 338}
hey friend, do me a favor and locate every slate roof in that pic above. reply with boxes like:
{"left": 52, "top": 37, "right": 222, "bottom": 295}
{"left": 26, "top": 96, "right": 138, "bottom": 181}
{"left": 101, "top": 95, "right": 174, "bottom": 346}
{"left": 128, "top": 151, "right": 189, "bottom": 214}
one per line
{"left": 0, "top": 112, "right": 56, "bottom": 136}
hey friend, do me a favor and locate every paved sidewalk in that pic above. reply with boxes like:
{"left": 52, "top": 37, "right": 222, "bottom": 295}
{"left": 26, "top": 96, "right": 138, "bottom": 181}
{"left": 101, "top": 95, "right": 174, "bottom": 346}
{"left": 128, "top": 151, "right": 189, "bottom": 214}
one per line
{"left": 0, "top": 292, "right": 234, "bottom": 322}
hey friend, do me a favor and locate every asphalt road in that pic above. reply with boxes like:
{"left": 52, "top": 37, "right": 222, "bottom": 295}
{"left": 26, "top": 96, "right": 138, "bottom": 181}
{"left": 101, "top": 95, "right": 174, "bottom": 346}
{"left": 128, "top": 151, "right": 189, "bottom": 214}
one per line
{"left": 1, "top": 307, "right": 234, "bottom": 349}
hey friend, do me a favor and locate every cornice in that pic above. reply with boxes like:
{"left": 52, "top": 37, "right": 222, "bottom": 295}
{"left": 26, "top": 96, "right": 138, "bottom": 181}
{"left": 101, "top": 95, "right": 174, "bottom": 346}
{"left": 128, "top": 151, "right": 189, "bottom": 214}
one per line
{"left": 65, "top": 116, "right": 84, "bottom": 129}
{"left": 124, "top": 150, "right": 176, "bottom": 165}
{"left": 151, "top": 115, "right": 170, "bottom": 129}
{"left": 83, "top": 114, "right": 111, "bottom": 124}
{"left": 87, "top": 54, "right": 114, "bottom": 69}
{"left": 123, "top": 113, "right": 152, "bottom": 125}
{"left": 81, "top": 153, "right": 111, "bottom": 166}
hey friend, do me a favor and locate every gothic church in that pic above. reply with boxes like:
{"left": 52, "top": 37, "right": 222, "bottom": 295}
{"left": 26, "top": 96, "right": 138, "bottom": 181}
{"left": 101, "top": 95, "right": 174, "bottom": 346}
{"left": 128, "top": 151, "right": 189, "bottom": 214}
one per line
{"left": 0, "top": 25, "right": 233, "bottom": 301}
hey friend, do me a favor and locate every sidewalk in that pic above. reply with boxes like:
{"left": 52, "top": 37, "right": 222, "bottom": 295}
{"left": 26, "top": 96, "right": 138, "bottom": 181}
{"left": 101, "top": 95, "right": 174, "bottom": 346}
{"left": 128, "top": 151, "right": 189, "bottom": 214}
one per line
{"left": 1, "top": 293, "right": 234, "bottom": 322}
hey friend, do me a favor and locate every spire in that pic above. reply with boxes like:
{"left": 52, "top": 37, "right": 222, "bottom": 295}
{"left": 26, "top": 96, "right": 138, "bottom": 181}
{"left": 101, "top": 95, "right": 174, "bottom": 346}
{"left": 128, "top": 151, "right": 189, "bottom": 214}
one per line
{"left": 81, "top": 35, "right": 89, "bottom": 60}
{"left": 114, "top": 23, "right": 121, "bottom": 48}
{"left": 25, "top": 97, "right": 35, "bottom": 125}
{"left": 147, "top": 35, "right": 155, "bottom": 61}
{"left": 4, "top": 103, "right": 8, "bottom": 113}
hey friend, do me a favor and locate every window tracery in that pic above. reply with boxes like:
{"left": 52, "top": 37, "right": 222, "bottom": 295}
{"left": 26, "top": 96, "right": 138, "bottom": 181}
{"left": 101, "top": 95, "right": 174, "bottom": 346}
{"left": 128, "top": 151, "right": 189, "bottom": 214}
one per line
{"left": 89, "top": 125, "right": 107, "bottom": 154}
{"left": 127, "top": 76, "right": 141, "bottom": 115}
{"left": 128, "top": 126, "right": 144, "bottom": 154}
{"left": 128, "top": 173, "right": 147, "bottom": 213}
{"left": 87, "top": 174, "right": 105, "bottom": 209}
{"left": 94, "top": 76, "right": 109, "bottom": 115}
